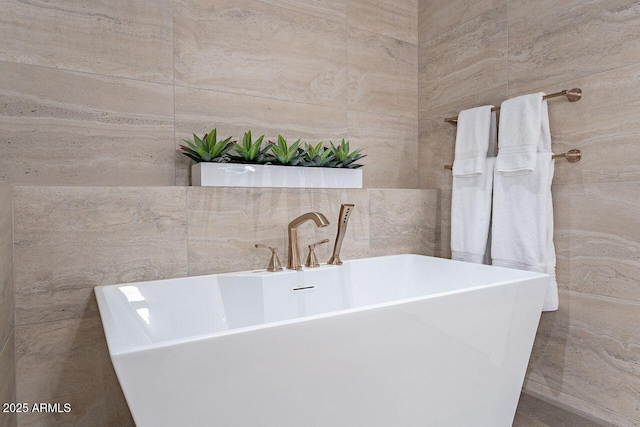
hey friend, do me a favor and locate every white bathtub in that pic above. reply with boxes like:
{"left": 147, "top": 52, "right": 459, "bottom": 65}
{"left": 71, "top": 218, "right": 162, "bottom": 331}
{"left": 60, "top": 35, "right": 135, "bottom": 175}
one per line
{"left": 95, "top": 254, "right": 549, "bottom": 427}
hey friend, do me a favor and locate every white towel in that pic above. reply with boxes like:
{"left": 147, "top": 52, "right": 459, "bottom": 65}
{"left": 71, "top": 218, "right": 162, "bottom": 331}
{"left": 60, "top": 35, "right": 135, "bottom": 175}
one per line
{"left": 492, "top": 154, "right": 557, "bottom": 310}
{"left": 452, "top": 105, "right": 494, "bottom": 176}
{"left": 451, "top": 111, "right": 497, "bottom": 265}
{"left": 492, "top": 97, "right": 558, "bottom": 311}
{"left": 495, "top": 93, "right": 546, "bottom": 175}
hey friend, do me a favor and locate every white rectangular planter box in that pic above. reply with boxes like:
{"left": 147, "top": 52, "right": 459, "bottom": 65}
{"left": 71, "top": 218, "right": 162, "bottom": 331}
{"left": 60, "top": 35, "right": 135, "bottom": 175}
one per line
{"left": 192, "top": 162, "right": 362, "bottom": 188}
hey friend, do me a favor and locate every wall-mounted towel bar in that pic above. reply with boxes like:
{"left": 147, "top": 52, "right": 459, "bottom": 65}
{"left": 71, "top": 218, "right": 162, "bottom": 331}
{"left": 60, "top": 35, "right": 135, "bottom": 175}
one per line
{"left": 443, "top": 88, "right": 582, "bottom": 124}
{"left": 443, "top": 149, "right": 581, "bottom": 170}
{"left": 442, "top": 88, "right": 583, "bottom": 171}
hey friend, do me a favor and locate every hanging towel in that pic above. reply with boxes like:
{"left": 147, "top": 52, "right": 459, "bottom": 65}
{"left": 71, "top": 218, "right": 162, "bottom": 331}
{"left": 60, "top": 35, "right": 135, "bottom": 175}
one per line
{"left": 492, "top": 95, "right": 558, "bottom": 311}
{"left": 451, "top": 109, "right": 496, "bottom": 264}
{"left": 495, "top": 93, "right": 545, "bottom": 175}
{"left": 452, "top": 105, "right": 494, "bottom": 176}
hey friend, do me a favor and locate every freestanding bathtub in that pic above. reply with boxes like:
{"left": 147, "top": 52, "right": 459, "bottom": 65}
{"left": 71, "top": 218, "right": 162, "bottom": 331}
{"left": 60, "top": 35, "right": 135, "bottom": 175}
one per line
{"left": 95, "top": 254, "right": 549, "bottom": 427}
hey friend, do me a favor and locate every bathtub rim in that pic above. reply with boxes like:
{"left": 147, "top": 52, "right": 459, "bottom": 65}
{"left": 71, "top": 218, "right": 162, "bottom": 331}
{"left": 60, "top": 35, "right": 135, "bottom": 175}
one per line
{"left": 95, "top": 254, "right": 549, "bottom": 357}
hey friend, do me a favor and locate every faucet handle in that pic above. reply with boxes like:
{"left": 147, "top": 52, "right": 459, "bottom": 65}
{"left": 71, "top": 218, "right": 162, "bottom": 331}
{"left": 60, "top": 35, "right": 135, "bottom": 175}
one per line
{"left": 255, "top": 244, "right": 283, "bottom": 272}
{"left": 305, "top": 239, "right": 330, "bottom": 268}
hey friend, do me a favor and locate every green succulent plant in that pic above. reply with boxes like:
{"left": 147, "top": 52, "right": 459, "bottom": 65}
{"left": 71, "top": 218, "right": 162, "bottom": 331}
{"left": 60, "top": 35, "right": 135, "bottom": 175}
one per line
{"left": 180, "top": 129, "right": 234, "bottom": 162}
{"left": 231, "top": 130, "right": 272, "bottom": 163}
{"left": 330, "top": 139, "right": 366, "bottom": 169}
{"left": 300, "top": 142, "right": 337, "bottom": 167}
{"left": 179, "top": 129, "right": 366, "bottom": 169}
{"left": 268, "top": 135, "right": 303, "bottom": 166}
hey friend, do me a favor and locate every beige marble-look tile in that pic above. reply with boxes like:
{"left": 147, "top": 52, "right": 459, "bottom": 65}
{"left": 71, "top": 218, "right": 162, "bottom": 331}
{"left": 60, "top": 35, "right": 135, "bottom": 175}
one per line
{"left": 15, "top": 317, "right": 134, "bottom": 427}
{"left": 418, "top": 109, "right": 455, "bottom": 191}
{"left": 369, "top": 189, "right": 439, "bottom": 256}
{"left": 419, "top": 5, "right": 507, "bottom": 111}
{"left": 174, "top": 86, "right": 347, "bottom": 185}
{"left": 418, "top": 85, "right": 507, "bottom": 190}
{"left": 174, "top": 0, "right": 347, "bottom": 106}
{"left": 0, "top": 0, "right": 172, "bottom": 83}
{"left": 13, "top": 187, "right": 188, "bottom": 325}
{"left": 513, "top": 392, "right": 610, "bottom": 427}
{"left": 508, "top": 0, "right": 640, "bottom": 93}
{"left": 0, "top": 332, "right": 16, "bottom": 427}
{"left": 418, "top": 0, "right": 503, "bottom": 45}
{"left": 347, "top": 110, "right": 418, "bottom": 189}
{"left": 526, "top": 289, "right": 640, "bottom": 423}
{"left": 511, "top": 411, "right": 550, "bottom": 427}
{"left": 0, "top": 183, "right": 13, "bottom": 350}
{"left": 523, "top": 380, "right": 640, "bottom": 427}
{"left": 0, "top": 61, "right": 175, "bottom": 186}
{"left": 257, "top": 0, "right": 346, "bottom": 23}
{"left": 187, "top": 187, "right": 313, "bottom": 276}
{"left": 348, "top": 0, "right": 418, "bottom": 44}
{"left": 564, "top": 182, "right": 640, "bottom": 303}
{"left": 348, "top": 27, "right": 418, "bottom": 119}
{"left": 510, "top": 64, "right": 640, "bottom": 185}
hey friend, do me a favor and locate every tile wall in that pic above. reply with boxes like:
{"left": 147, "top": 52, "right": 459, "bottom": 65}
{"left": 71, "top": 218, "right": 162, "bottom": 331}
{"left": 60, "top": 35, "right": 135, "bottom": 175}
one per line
{"left": 418, "top": 0, "right": 640, "bottom": 424}
{"left": 0, "top": 0, "right": 419, "bottom": 189}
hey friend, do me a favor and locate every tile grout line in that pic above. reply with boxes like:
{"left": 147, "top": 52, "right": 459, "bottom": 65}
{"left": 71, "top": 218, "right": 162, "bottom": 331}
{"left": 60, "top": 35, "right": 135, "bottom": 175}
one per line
{"left": 523, "top": 378, "right": 637, "bottom": 424}
{"left": 183, "top": 187, "right": 190, "bottom": 277}
{"left": 415, "top": 1, "right": 420, "bottom": 190}
{"left": 13, "top": 313, "right": 102, "bottom": 330}
{"left": 347, "top": 22, "right": 418, "bottom": 47}
{"left": 0, "top": 58, "right": 173, "bottom": 89}
{"left": 171, "top": 0, "right": 177, "bottom": 186}
{"left": 519, "top": 391, "right": 617, "bottom": 426}
{"left": 346, "top": 0, "right": 350, "bottom": 143}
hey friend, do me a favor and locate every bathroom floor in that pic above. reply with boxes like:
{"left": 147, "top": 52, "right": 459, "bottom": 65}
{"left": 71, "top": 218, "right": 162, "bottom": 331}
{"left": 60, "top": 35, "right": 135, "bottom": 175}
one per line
{"left": 513, "top": 393, "right": 613, "bottom": 427}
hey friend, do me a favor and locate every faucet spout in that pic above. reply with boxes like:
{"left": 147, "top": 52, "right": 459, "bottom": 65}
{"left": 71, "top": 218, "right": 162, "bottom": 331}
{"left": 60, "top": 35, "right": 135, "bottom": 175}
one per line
{"left": 287, "top": 212, "right": 330, "bottom": 270}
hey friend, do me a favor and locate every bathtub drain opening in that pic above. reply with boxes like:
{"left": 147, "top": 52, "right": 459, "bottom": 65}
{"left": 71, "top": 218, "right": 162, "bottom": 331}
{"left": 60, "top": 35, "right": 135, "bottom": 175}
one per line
{"left": 292, "top": 285, "right": 315, "bottom": 292}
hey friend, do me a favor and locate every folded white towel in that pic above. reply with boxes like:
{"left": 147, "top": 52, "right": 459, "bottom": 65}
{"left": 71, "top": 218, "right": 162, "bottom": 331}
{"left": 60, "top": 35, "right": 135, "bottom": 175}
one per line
{"left": 496, "top": 93, "right": 546, "bottom": 175}
{"left": 452, "top": 105, "right": 494, "bottom": 176}
{"left": 451, "top": 158, "right": 495, "bottom": 264}
{"left": 492, "top": 153, "right": 558, "bottom": 311}
{"left": 451, "top": 111, "right": 497, "bottom": 265}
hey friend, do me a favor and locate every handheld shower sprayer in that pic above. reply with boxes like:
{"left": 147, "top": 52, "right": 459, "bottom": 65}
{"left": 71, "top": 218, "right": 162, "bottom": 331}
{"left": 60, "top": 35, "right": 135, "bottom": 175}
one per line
{"left": 328, "top": 204, "right": 354, "bottom": 265}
